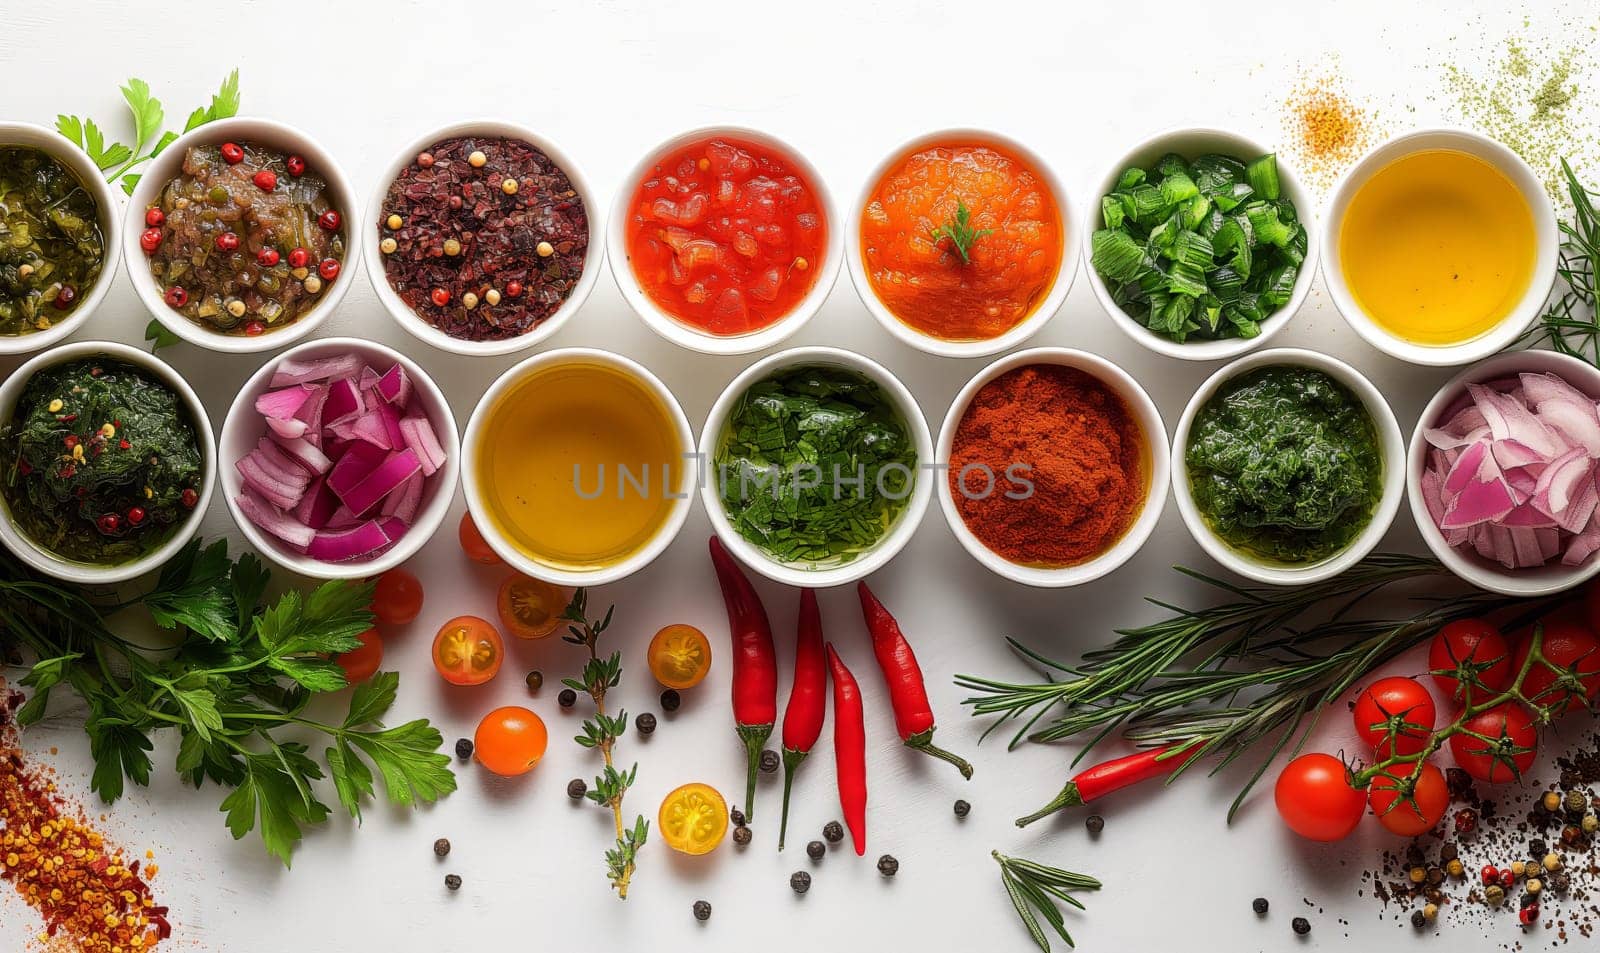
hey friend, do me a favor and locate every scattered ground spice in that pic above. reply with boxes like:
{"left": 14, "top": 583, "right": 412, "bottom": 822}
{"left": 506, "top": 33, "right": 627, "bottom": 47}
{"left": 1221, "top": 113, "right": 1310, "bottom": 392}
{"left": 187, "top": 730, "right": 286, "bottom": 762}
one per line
{"left": 0, "top": 681, "right": 169, "bottom": 951}
{"left": 1282, "top": 69, "right": 1381, "bottom": 193}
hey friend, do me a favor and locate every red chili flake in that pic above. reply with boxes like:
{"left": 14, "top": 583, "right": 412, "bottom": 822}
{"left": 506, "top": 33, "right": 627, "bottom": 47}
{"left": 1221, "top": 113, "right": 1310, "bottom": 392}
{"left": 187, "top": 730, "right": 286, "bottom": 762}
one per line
{"left": 58, "top": 413, "right": 78, "bottom": 422}
{"left": 288, "top": 247, "right": 310, "bottom": 269}
{"left": 140, "top": 227, "right": 164, "bottom": 254}
{"left": 317, "top": 209, "right": 341, "bottom": 231}
{"left": 144, "top": 207, "right": 165, "bottom": 227}
{"left": 215, "top": 232, "right": 240, "bottom": 252}
{"left": 318, "top": 258, "right": 341, "bottom": 281}
{"left": 286, "top": 154, "right": 306, "bottom": 177}
{"left": 63, "top": 435, "right": 79, "bottom": 449}
{"left": 181, "top": 488, "right": 199, "bottom": 508}
{"left": 164, "top": 285, "right": 188, "bottom": 309}
{"left": 221, "top": 142, "right": 245, "bottom": 164}
{"left": 119, "top": 438, "right": 131, "bottom": 450}
{"left": 257, "top": 247, "right": 280, "bottom": 267}
{"left": 244, "top": 321, "right": 265, "bottom": 336}
{"left": 252, "top": 170, "right": 277, "bottom": 191}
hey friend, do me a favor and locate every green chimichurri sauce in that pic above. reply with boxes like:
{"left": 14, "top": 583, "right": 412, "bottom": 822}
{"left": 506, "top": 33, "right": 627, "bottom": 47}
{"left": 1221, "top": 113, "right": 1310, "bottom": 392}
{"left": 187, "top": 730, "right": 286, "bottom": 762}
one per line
{"left": 0, "top": 146, "right": 106, "bottom": 335}
{"left": 1185, "top": 366, "right": 1382, "bottom": 565}
{"left": 1, "top": 359, "right": 204, "bottom": 565}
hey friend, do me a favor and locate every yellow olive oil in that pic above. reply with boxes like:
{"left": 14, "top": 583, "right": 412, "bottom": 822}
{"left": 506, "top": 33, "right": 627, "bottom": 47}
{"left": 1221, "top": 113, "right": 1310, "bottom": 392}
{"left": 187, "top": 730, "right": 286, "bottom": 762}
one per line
{"left": 1339, "top": 149, "right": 1536, "bottom": 346}
{"left": 475, "top": 362, "right": 682, "bottom": 571}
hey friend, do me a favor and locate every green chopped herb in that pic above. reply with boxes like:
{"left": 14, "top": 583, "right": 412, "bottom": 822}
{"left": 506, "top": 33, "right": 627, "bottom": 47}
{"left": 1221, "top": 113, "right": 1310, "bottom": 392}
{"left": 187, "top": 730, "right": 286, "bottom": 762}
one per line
{"left": 0, "top": 147, "right": 106, "bottom": 335}
{"left": 929, "top": 200, "right": 994, "bottom": 264}
{"left": 715, "top": 365, "right": 916, "bottom": 565}
{"left": 1092, "top": 152, "right": 1305, "bottom": 343}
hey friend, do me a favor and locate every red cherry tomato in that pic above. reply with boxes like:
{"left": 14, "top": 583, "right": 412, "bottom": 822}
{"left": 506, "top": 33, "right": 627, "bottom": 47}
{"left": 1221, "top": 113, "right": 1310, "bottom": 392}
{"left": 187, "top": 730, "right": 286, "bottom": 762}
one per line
{"left": 336, "top": 627, "right": 383, "bottom": 683}
{"left": 1428, "top": 619, "right": 1513, "bottom": 705}
{"left": 1275, "top": 753, "right": 1365, "bottom": 842}
{"left": 372, "top": 568, "right": 424, "bottom": 626}
{"left": 1368, "top": 762, "right": 1450, "bottom": 837}
{"left": 1515, "top": 620, "right": 1600, "bottom": 716}
{"left": 459, "top": 512, "right": 502, "bottom": 565}
{"left": 1449, "top": 703, "right": 1537, "bottom": 783}
{"left": 1352, "top": 676, "right": 1436, "bottom": 756}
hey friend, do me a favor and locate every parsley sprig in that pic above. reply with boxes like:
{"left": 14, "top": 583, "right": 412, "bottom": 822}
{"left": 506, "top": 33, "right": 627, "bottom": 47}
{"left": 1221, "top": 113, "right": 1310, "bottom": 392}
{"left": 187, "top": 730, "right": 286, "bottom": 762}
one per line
{"left": 55, "top": 71, "right": 241, "bottom": 197}
{"left": 0, "top": 539, "right": 455, "bottom": 867}
{"left": 560, "top": 589, "right": 647, "bottom": 898}
{"left": 930, "top": 199, "right": 994, "bottom": 264}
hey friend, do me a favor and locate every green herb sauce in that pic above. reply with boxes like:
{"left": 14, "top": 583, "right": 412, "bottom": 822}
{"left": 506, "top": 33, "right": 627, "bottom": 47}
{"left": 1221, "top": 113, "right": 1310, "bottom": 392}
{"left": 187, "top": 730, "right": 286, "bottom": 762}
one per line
{"left": 0, "top": 146, "right": 105, "bottom": 335}
{"left": 1185, "top": 366, "right": 1381, "bottom": 565}
{"left": 2, "top": 359, "right": 204, "bottom": 565}
{"left": 715, "top": 365, "right": 916, "bottom": 565}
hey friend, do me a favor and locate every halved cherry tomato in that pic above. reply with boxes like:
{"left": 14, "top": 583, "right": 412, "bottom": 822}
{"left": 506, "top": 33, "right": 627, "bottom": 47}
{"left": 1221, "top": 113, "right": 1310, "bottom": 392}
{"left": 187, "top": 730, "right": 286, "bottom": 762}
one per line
{"left": 372, "top": 568, "right": 424, "bottom": 625}
{"left": 459, "top": 512, "right": 502, "bottom": 565}
{"left": 1352, "top": 676, "right": 1436, "bottom": 756}
{"left": 648, "top": 624, "right": 713, "bottom": 689}
{"left": 1515, "top": 620, "right": 1600, "bottom": 717}
{"left": 1428, "top": 619, "right": 1512, "bottom": 705}
{"left": 1275, "top": 753, "right": 1365, "bottom": 842}
{"left": 658, "top": 782, "right": 729, "bottom": 855}
{"left": 336, "top": 627, "right": 383, "bottom": 683}
{"left": 432, "top": 615, "right": 504, "bottom": 686}
{"left": 1368, "top": 761, "right": 1449, "bottom": 837}
{"left": 497, "top": 574, "right": 565, "bottom": 639}
{"left": 1449, "top": 703, "right": 1537, "bottom": 783}
{"left": 474, "top": 706, "right": 548, "bottom": 776}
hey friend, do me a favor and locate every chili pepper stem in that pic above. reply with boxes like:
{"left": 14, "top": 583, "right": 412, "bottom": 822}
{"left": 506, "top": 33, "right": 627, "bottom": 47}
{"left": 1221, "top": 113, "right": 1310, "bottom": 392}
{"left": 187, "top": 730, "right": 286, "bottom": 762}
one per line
{"left": 1015, "top": 782, "right": 1084, "bottom": 828}
{"left": 778, "top": 747, "right": 807, "bottom": 851}
{"left": 905, "top": 728, "right": 974, "bottom": 779}
{"left": 737, "top": 722, "right": 773, "bottom": 822}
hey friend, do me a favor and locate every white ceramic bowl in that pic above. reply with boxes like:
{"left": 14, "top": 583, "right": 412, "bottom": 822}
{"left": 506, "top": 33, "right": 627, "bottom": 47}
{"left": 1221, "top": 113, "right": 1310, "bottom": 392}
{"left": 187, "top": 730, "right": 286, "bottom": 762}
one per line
{"left": 218, "top": 337, "right": 459, "bottom": 580}
{"left": 699, "top": 346, "right": 934, "bottom": 587}
{"left": 364, "top": 119, "right": 604, "bottom": 357}
{"left": 0, "top": 122, "right": 124, "bottom": 356}
{"left": 0, "top": 341, "right": 214, "bottom": 584}
{"left": 1407, "top": 349, "right": 1600, "bottom": 596}
{"left": 1171, "top": 347, "right": 1405, "bottom": 586}
{"left": 936, "top": 348, "right": 1169, "bottom": 587}
{"left": 1084, "top": 128, "right": 1319, "bottom": 362}
{"left": 122, "top": 117, "right": 359, "bottom": 354}
{"left": 462, "top": 347, "right": 693, "bottom": 586}
{"left": 607, "top": 126, "right": 842, "bottom": 355}
{"left": 1321, "top": 128, "right": 1559, "bottom": 367}
{"left": 845, "top": 129, "right": 1079, "bottom": 359}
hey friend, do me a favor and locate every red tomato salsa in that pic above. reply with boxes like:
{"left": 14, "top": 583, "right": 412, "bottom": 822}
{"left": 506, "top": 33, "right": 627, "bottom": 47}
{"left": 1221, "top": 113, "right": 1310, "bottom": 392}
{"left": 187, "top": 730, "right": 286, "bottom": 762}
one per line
{"left": 860, "top": 141, "right": 1064, "bottom": 341}
{"left": 623, "top": 136, "right": 827, "bottom": 336}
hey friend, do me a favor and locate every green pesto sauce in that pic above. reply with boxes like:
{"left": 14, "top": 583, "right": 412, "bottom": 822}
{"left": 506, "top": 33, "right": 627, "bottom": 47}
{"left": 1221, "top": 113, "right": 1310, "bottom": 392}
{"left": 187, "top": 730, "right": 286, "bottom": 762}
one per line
{"left": 1185, "top": 366, "right": 1382, "bottom": 565}
{"left": 2, "top": 359, "right": 204, "bottom": 565}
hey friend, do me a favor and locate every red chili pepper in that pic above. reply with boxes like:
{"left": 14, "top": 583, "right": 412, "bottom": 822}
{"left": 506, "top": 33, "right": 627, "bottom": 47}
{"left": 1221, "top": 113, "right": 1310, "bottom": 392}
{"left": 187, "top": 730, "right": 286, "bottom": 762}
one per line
{"left": 825, "top": 643, "right": 868, "bottom": 856}
{"left": 709, "top": 536, "right": 777, "bottom": 821}
{"left": 778, "top": 588, "right": 826, "bottom": 851}
{"left": 856, "top": 581, "right": 973, "bottom": 779}
{"left": 1015, "top": 742, "right": 1197, "bottom": 827}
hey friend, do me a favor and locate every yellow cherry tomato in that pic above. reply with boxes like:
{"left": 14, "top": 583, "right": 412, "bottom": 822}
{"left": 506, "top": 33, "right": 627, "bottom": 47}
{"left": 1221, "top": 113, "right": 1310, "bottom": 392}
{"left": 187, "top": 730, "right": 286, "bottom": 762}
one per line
{"left": 658, "top": 782, "right": 728, "bottom": 855}
{"left": 647, "top": 624, "right": 713, "bottom": 689}
{"left": 432, "top": 615, "right": 504, "bottom": 686}
{"left": 474, "top": 705, "right": 548, "bottom": 777}
{"left": 497, "top": 574, "right": 565, "bottom": 640}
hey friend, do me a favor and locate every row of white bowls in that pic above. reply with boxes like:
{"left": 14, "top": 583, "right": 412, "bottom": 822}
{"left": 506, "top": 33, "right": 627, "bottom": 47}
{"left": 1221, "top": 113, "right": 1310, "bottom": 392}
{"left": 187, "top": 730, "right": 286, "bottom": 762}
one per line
{"left": 10, "top": 336, "right": 1596, "bottom": 598}
{"left": 1, "top": 119, "right": 1556, "bottom": 367}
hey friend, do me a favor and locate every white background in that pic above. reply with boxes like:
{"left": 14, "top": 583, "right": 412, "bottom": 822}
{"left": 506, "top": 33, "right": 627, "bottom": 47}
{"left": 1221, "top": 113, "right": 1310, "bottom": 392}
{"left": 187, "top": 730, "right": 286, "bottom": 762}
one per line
{"left": 2, "top": 1, "right": 1595, "bottom": 950}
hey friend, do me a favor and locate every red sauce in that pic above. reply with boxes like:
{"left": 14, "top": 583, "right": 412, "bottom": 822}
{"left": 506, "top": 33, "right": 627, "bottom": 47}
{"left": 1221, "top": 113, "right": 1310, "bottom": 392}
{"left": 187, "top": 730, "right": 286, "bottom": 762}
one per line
{"left": 623, "top": 136, "right": 827, "bottom": 336}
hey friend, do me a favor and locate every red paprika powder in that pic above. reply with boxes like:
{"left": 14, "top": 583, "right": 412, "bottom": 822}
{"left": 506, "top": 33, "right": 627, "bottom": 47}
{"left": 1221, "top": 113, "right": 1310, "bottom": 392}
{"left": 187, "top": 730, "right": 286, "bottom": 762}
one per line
{"left": 948, "top": 364, "right": 1145, "bottom": 566}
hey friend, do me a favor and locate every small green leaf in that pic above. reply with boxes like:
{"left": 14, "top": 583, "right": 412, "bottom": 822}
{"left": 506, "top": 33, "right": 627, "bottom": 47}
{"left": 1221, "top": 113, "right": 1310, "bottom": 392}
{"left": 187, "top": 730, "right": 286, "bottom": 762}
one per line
{"left": 119, "top": 78, "right": 165, "bottom": 152}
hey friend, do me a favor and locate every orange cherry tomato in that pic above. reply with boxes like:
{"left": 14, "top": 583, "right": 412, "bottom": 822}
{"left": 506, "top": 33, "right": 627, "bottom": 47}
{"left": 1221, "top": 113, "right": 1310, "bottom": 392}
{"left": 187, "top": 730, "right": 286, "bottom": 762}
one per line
{"left": 497, "top": 574, "right": 565, "bottom": 640}
{"left": 474, "top": 705, "right": 549, "bottom": 777}
{"left": 647, "top": 624, "right": 713, "bottom": 689}
{"left": 657, "top": 782, "right": 729, "bottom": 855}
{"left": 372, "top": 568, "right": 424, "bottom": 625}
{"left": 459, "top": 512, "right": 502, "bottom": 565}
{"left": 336, "top": 627, "right": 383, "bottom": 683}
{"left": 432, "top": 615, "right": 504, "bottom": 686}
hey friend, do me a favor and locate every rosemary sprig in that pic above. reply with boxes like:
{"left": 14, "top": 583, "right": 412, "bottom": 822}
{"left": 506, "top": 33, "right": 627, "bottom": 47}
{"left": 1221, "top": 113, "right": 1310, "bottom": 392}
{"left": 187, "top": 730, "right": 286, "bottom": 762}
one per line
{"left": 930, "top": 200, "right": 993, "bottom": 264}
{"left": 1519, "top": 158, "right": 1598, "bottom": 363}
{"left": 561, "top": 589, "right": 647, "bottom": 898}
{"left": 992, "top": 851, "right": 1101, "bottom": 951}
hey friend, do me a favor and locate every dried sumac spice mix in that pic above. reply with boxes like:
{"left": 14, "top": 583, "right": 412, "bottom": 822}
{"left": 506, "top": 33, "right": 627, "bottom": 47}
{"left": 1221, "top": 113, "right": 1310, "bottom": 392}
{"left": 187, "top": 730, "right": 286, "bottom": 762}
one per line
{"left": 379, "top": 136, "right": 589, "bottom": 342}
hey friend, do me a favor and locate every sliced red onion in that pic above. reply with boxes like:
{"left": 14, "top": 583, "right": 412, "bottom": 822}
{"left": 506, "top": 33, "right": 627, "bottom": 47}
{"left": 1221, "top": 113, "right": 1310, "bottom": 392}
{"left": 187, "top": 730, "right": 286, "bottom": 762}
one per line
{"left": 236, "top": 454, "right": 306, "bottom": 511}
{"left": 266, "top": 416, "right": 309, "bottom": 440}
{"left": 270, "top": 433, "right": 333, "bottom": 475}
{"left": 290, "top": 476, "right": 340, "bottom": 530}
{"left": 398, "top": 415, "right": 446, "bottom": 477}
{"left": 323, "top": 378, "right": 363, "bottom": 426}
{"left": 256, "top": 385, "right": 315, "bottom": 420}
{"left": 381, "top": 472, "right": 423, "bottom": 524}
{"left": 336, "top": 449, "right": 422, "bottom": 517}
{"left": 236, "top": 487, "right": 315, "bottom": 552}
{"left": 270, "top": 353, "right": 366, "bottom": 387}
{"left": 307, "top": 521, "right": 393, "bottom": 562}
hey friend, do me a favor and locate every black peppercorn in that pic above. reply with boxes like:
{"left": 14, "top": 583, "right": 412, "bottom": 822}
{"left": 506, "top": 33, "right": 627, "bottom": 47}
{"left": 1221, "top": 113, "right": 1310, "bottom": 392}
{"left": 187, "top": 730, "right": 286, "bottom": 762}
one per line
{"left": 1410, "top": 910, "right": 1426, "bottom": 930}
{"left": 790, "top": 871, "right": 811, "bottom": 894}
{"left": 806, "top": 840, "right": 825, "bottom": 861}
{"left": 1439, "top": 842, "right": 1459, "bottom": 862}
{"left": 1291, "top": 917, "right": 1311, "bottom": 936}
{"left": 558, "top": 688, "right": 577, "bottom": 709}
{"left": 1528, "top": 838, "right": 1547, "bottom": 857}
{"left": 444, "top": 874, "right": 462, "bottom": 891}
{"left": 1404, "top": 844, "right": 1426, "bottom": 867}
{"left": 1252, "top": 897, "right": 1269, "bottom": 916}
{"left": 525, "top": 670, "right": 543, "bottom": 692}
{"left": 823, "top": 821, "right": 844, "bottom": 843}
{"left": 1085, "top": 814, "right": 1105, "bottom": 835}
{"left": 877, "top": 854, "right": 899, "bottom": 877}
{"left": 759, "top": 749, "right": 780, "bottom": 774}
{"left": 454, "top": 738, "right": 473, "bottom": 760}
{"left": 953, "top": 799, "right": 971, "bottom": 819}
{"left": 636, "top": 712, "right": 657, "bottom": 735}
{"left": 1549, "top": 871, "right": 1571, "bottom": 894}
{"left": 567, "top": 778, "right": 587, "bottom": 800}
{"left": 433, "top": 837, "right": 450, "bottom": 857}
{"left": 730, "top": 808, "right": 747, "bottom": 827}
{"left": 733, "top": 825, "right": 752, "bottom": 847}
{"left": 692, "top": 900, "right": 712, "bottom": 922}
{"left": 661, "top": 688, "right": 682, "bottom": 712}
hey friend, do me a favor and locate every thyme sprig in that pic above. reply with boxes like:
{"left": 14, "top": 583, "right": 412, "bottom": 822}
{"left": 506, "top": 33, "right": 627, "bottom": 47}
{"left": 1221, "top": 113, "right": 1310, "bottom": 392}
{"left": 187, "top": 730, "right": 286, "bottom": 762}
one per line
{"left": 930, "top": 200, "right": 993, "bottom": 264}
{"left": 1520, "top": 158, "right": 1598, "bottom": 363}
{"left": 560, "top": 589, "right": 647, "bottom": 898}
{"left": 992, "top": 851, "right": 1101, "bottom": 951}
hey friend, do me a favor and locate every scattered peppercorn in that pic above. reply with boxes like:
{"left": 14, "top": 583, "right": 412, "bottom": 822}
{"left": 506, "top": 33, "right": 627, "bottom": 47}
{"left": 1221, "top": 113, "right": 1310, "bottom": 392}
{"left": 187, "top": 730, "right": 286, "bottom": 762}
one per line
{"left": 1542, "top": 790, "right": 1564, "bottom": 813}
{"left": 1527, "top": 877, "right": 1543, "bottom": 895}
{"left": 1549, "top": 871, "right": 1571, "bottom": 893}
{"left": 1481, "top": 864, "right": 1499, "bottom": 886}
{"left": 1423, "top": 902, "right": 1438, "bottom": 921}
{"left": 823, "top": 821, "right": 844, "bottom": 843}
{"left": 1408, "top": 866, "right": 1427, "bottom": 884}
{"left": 558, "top": 688, "right": 577, "bottom": 709}
{"left": 790, "top": 871, "right": 811, "bottom": 894}
{"left": 953, "top": 799, "right": 971, "bottom": 819}
{"left": 1439, "top": 842, "right": 1459, "bottom": 862}
{"left": 1486, "top": 884, "right": 1506, "bottom": 905}
{"left": 1519, "top": 902, "right": 1540, "bottom": 926}
{"left": 636, "top": 712, "right": 657, "bottom": 735}
{"left": 454, "top": 738, "right": 473, "bottom": 760}
{"left": 1291, "top": 917, "right": 1311, "bottom": 936}
{"left": 1085, "top": 814, "right": 1105, "bottom": 835}
{"left": 1510, "top": 860, "right": 1526, "bottom": 879}
{"left": 760, "top": 749, "right": 779, "bottom": 774}
{"left": 1454, "top": 809, "right": 1477, "bottom": 835}
{"left": 732, "top": 826, "right": 752, "bottom": 847}
{"left": 1446, "top": 858, "right": 1465, "bottom": 878}
{"left": 567, "top": 778, "right": 587, "bottom": 800}
{"left": 807, "top": 840, "right": 825, "bottom": 861}
{"left": 1543, "top": 852, "right": 1562, "bottom": 872}
{"left": 660, "top": 688, "right": 682, "bottom": 712}
{"left": 444, "top": 873, "right": 462, "bottom": 891}
{"left": 693, "top": 900, "right": 712, "bottom": 922}
{"left": 1566, "top": 790, "right": 1588, "bottom": 815}
{"left": 526, "top": 670, "right": 543, "bottom": 692}
{"left": 433, "top": 837, "right": 450, "bottom": 857}
{"left": 877, "top": 855, "right": 899, "bottom": 877}
{"left": 1253, "top": 897, "right": 1269, "bottom": 916}
{"left": 730, "top": 808, "right": 747, "bottom": 827}
{"left": 1411, "top": 910, "right": 1427, "bottom": 929}
{"left": 1584, "top": 814, "right": 1599, "bottom": 834}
